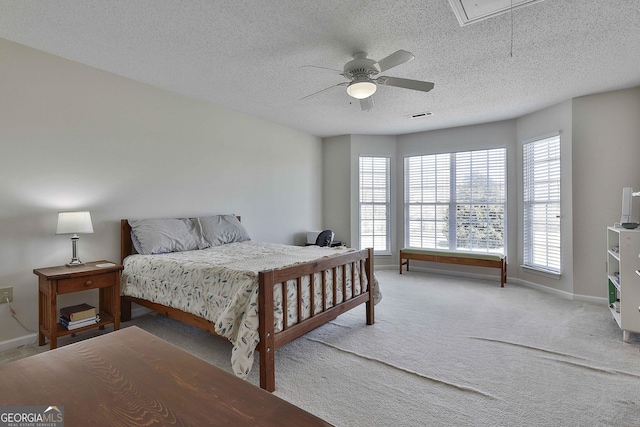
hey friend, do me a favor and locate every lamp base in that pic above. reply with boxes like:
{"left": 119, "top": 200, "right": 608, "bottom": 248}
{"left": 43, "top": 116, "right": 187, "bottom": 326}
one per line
{"left": 66, "top": 235, "right": 85, "bottom": 267}
{"left": 66, "top": 259, "right": 85, "bottom": 267}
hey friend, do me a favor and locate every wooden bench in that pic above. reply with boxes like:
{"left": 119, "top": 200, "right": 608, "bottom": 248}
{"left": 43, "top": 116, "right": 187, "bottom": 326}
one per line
{"left": 399, "top": 248, "right": 507, "bottom": 287}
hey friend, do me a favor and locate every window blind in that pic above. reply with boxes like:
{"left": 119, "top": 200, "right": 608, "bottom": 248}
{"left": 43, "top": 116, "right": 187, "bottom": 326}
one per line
{"left": 359, "top": 156, "right": 390, "bottom": 253}
{"left": 404, "top": 148, "right": 506, "bottom": 253}
{"left": 523, "top": 134, "right": 561, "bottom": 273}
{"left": 405, "top": 153, "right": 450, "bottom": 249}
{"left": 455, "top": 149, "right": 506, "bottom": 251}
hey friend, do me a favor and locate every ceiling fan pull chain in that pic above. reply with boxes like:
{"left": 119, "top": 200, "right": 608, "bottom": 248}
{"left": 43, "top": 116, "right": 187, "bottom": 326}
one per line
{"left": 510, "top": 0, "right": 514, "bottom": 58}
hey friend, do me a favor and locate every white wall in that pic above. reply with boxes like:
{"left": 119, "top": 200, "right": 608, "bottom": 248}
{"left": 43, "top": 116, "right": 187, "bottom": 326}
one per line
{"left": 0, "top": 39, "right": 322, "bottom": 347}
{"left": 572, "top": 87, "right": 640, "bottom": 299}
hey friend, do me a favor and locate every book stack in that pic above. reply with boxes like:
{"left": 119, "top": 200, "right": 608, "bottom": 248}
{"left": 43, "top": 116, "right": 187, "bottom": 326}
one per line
{"left": 59, "top": 303, "right": 99, "bottom": 330}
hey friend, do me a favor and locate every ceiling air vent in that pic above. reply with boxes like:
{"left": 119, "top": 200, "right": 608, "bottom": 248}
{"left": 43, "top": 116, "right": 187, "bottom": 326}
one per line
{"left": 407, "top": 112, "right": 433, "bottom": 119}
{"left": 448, "top": 0, "right": 544, "bottom": 26}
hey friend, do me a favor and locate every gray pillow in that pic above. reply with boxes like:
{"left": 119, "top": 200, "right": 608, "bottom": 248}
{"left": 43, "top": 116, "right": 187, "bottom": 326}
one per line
{"left": 128, "top": 218, "right": 208, "bottom": 255}
{"left": 197, "top": 215, "right": 251, "bottom": 247}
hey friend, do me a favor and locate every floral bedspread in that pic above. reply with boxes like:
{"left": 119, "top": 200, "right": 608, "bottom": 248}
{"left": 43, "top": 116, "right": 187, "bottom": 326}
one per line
{"left": 121, "top": 241, "right": 381, "bottom": 378}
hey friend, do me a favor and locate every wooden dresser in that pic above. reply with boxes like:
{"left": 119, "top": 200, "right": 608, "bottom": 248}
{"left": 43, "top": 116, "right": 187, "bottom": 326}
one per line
{"left": 0, "top": 326, "right": 333, "bottom": 426}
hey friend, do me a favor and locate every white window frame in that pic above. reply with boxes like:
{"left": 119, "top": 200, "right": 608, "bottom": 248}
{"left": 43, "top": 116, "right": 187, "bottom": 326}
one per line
{"left": 522, "top": 133, "right": 561, "bottom": 275}
{"left": 359, "top": 156, "right": 391, "bottom": 255}
{"left": 404, "top": 148, "right": 506, "bottom": 254}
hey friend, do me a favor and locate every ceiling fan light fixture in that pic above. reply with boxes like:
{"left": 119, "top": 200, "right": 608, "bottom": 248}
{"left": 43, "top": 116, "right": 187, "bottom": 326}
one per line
{"left": 346, "top": 81, "right": 377, "bottom": 99}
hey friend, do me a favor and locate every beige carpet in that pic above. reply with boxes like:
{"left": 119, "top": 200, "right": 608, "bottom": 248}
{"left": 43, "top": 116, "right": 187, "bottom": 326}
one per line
{"left": 3, "top": 270, "right": 640, "bottom": 426}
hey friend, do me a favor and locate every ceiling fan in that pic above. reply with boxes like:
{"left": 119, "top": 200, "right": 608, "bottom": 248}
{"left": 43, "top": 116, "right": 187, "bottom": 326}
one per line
{"left": 301, "top": 50, "right": 434, "bottom": 111}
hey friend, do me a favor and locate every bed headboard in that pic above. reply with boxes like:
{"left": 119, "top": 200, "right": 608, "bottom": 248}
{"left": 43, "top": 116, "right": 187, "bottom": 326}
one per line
{"left": 120, "top": 216, "right": 242, "bottom": 264}
{"left": 120, "top": 219, "right": 134, "bottom": 264}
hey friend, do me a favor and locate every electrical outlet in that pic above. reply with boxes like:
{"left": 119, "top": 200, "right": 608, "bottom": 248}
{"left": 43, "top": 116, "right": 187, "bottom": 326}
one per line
{"left": 0, "top": 286, "right": 12, "bottom": 303}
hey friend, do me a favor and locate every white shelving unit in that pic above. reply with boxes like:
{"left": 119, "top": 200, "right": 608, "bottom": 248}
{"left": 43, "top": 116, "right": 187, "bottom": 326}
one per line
{"left": 607, "top": 226, "right": 640, "bottom": 342}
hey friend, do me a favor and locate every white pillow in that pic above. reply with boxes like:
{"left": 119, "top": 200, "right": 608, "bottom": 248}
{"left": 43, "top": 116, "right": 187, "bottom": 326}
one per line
{"left": 197, "top": 215, "right": 250, "bottom": 247}
{"left": 128, "top": 218, "right": 208, "bottom": 255}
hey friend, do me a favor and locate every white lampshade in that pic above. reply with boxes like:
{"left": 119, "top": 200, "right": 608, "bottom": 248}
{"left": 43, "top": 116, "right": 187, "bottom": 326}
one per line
{"left": 56, "top": 211, "right": 94, "bottom": 235}
{"left": 346, "top": 81, "right": 377, "bottom": 99}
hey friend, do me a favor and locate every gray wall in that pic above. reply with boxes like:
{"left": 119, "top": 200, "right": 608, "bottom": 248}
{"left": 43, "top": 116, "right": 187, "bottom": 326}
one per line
{"left": 2, "top": 36, "right": 639, "bottom": 351}
{"left": 0, "top": 39, "right": 323, "bottom": 348}
{"left": 572, "top": 88, "right": 640, "bottom": 299}
{"left": 397, "top": 120, "right": 518, "bottom": 281}
{"left": 516, "top": 100, "right": 574, "bottom": 296}
{"left": 322, "top": 134, "right": 397, "bottom": 265}
{"left": 350, "top": 135, "right": 397, "bottom": 265}
{"left": 322, "top": 136, "right": 351, "bottom": 247}
{"left": 326, "top": 87, "right": 640, "bottom": 302}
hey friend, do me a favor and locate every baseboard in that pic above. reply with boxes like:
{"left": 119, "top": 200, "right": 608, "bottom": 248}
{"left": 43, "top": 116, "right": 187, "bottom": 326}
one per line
{"left": 0, "top": 333, "right": 37, "bottom": 353}
{"left": 1, "top": 304, "right": 152, "bottom": 352}
{"left": 400, "top": 265, "right": 502, "bottom": 284}
{"left": 398, "top": 266, "right": 609, "bottom": 305}
{"left": 131, "top": 303, "right": 152, "bottom": 319}
{"left": 0, "top": 305, "right": 152, "bottom": 352}
{"left": 374, "top": 264, "right": 397, "bottom": 271}
{"left": 511, "top": 277, "right": 608, "bottom": 305}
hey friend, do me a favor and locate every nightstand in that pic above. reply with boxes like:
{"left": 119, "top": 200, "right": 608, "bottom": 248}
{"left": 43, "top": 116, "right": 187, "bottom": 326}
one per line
{"left": 34, "top": 261, "right": 124, "bottom": 349}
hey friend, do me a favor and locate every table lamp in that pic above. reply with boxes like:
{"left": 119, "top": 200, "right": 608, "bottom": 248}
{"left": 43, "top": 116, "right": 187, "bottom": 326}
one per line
{"left": 56, "top": 211, "right": 94, "bottom": 266}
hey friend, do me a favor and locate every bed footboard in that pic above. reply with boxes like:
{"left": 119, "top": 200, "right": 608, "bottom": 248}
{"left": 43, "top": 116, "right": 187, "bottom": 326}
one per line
{"left": 257, "top": 247, "right": 374, "bottom": 392}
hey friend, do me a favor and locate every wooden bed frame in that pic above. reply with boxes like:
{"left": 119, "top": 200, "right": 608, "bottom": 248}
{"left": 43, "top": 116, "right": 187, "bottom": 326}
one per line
{"left": 119, "top": 219, "right": 375, "bottom": 392}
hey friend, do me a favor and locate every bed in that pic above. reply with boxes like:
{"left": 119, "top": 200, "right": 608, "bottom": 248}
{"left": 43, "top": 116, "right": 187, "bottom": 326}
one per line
{"left": 119, "top": 215, "right": 378, "bottom": 392}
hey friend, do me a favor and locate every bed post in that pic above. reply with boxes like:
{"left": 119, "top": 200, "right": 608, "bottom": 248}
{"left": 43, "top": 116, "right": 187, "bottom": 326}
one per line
{"left": 258, "top": 270, "right": 276, "bottom": 392}
{"left": 120, "top": 298, "right": 132, "bottom": 322}
{"left": 120, "top": 219, "right": 133, "bottom": 265}
{"left": 501, "top": 257, "right": 507, "bottom": 287}
{"left": 120, "top": 219, "right": 134, "bottom": 322}
{"left": 365, "top": 247, "right": 375, "bottom": 326}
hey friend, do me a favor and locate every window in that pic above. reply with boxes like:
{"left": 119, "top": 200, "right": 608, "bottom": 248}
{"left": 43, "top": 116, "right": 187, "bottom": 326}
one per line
{"left": 359, "top": 156, "right": 390, "bottom": 253}
{"left": 404, "top": 148, "right": 506, "bottom": 253}
{"left": 523, "top": 134, "right": 561, "bottom": 273}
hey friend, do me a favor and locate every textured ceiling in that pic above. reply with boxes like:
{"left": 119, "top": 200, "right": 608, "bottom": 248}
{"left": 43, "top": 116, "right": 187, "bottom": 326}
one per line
{"left": 0, "top": 1, "right": 638, "bottom": 138}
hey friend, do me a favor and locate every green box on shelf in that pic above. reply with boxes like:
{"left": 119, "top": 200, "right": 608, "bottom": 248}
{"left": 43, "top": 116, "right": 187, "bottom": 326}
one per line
{"left": 608, "top": 279, "right": 617, "bottom": 304}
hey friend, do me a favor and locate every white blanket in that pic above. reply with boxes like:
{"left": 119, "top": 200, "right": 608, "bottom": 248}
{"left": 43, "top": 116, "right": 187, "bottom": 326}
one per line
{"left": 121, "top": 241, "right": 380, "bottom": 378}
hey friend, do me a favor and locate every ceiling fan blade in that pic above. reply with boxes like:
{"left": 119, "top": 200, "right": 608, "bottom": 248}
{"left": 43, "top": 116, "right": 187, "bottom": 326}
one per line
{"left": 377, "top": 76, "right": 434, "bottom": 92}
{"left": 373, "top": 50, "right": 415, "bottom": 73}
{"left": 300, "top": 65, "right": 344, "bottom": 74}
{"left": 300, "top": 82, "right": 348, "bottom": 100}
{"left": 360, "top": 97, "right": 374, "bottom": 111}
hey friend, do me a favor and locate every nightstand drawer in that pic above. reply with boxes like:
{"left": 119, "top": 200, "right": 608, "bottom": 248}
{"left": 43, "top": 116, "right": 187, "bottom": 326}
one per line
{"left": 58, "top": 272, "right": 117, "bottom": 294}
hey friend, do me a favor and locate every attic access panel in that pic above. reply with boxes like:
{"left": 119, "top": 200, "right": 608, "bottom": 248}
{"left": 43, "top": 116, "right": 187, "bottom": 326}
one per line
{"left": 449, "top": 0, "right": 544, "bottom": 26}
